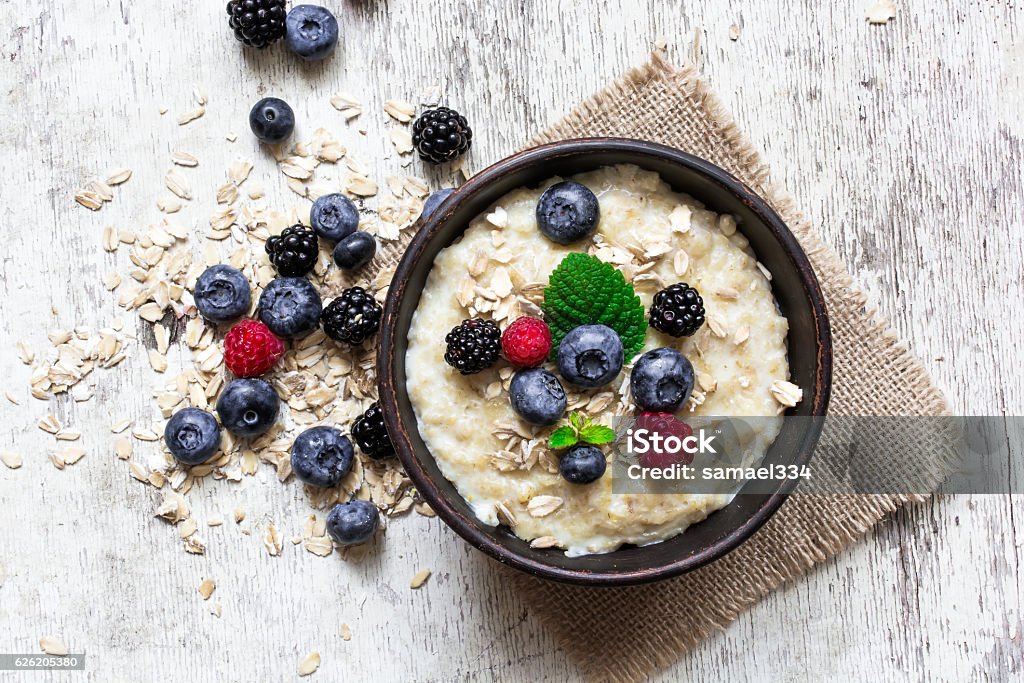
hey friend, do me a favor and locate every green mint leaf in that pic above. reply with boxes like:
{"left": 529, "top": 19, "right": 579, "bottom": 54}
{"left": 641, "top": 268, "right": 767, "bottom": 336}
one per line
{"left": 569, "top": 411, "right": 586, "bottom": 432}
{"left": 548, "top": 426, "right": 579, "bottom": 450}
{"left": 579, "top": 424, "right": 616, "bottom": 445}
{"left": 541, "top": 253, "right": 647, "bottom": 361}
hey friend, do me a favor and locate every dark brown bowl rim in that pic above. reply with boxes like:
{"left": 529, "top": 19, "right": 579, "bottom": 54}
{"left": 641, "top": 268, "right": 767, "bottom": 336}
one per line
{"left": 378, "top": 138, "right": 832, "bottom": 586}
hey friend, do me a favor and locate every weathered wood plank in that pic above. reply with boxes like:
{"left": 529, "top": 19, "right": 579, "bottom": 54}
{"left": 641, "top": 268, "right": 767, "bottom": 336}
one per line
{"left": 0, "top": 0, "right": 1019, "bottom": 681}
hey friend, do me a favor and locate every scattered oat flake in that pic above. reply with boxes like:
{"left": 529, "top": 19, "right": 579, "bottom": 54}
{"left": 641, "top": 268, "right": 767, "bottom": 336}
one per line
{"left": 17, "top": 341, "right": 33, "bottom": 364}
{"left": 347, "top": 175, "right": 378, "bottom": 197}
{"left": 184, "top": 535, "right": 206, "bottom": 555}
{"left": 1, "top": 451, "right": 22, "bottom": 469}
{"left": 60, "top": 448, "right": 85, "bottom": 466}
{"left": 172, "top": 151, "right": 199, "bottom": 167}
{"left": 384, "top": 99, "right": 415, "bottom": 123}
{"left": 177, "top": 106, "right": 206, "bottom": 125}
{"left": 389, "top": 128, "right": 414, "bottom": 155}
{"left": 4, "top": 391, "right": 19, "bottom": 405}
{"left": 527, "top": 495, "right": 563, "bottom": 518}
{"left": 866, "top": 0, "right": 896, "bottom": 24}
{"left": 103, "top": 271, "right": 121, "bottom": 290}
{"left": 75, "top": 189, "right": 103, "bottom": 211}
{"left": 198, "top": 578, "right": 216, "bottom": 600}
{"left": 298, "top": 652, "right": 321, "bottom": 676}
{"left": 340, "top": 624, "right": 352, "bottom": 641}
{"left": 303, "top": 535, "right": 334, "bottom": 557}
{"left": 330, "top": 92, "right": 362, "bottom": 119}
{"left": 39, "top": 636, "right": 68, "bottom": 656}
{"left": 165, "top": 168, "right": 192, "bottom": 200}
{"left": 410, "top": 568, "right": 432, "bottom": 589}
{"left": 265, "top": 524, "right": 283, "bottom": 556}
{"left": 38, "top": 415, "right": 61, "bottom": 434}
{"left": 176, "top": 518, "right": 200, "bottom": 539}
{"left": 115, "top": 437, "right": 132, "bottom": 460}
{"left": 106, "top": 167, "right": 132, "bottom": 185}
{"left": 729, "top": 24, "right": 741, "bottom": 40}
{"left": 132, "top": 427, "right": 160, "bottom": 442}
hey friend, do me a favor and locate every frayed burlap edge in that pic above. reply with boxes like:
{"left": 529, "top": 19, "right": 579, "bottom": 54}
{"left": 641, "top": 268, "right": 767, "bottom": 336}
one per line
{"left": 502, "top": 54, "right": 952, "bottom": 683}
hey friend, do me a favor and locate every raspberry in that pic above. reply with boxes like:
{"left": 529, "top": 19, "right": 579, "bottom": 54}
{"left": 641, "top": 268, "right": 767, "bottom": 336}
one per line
{"left": 224, "top": 320, "right": 285, "bottom": 377}
{"left": 501, "top": 317, "right": 552, "bottom": 367}
{"left": 633, "top": 412, "right": 694, "bottom": 468}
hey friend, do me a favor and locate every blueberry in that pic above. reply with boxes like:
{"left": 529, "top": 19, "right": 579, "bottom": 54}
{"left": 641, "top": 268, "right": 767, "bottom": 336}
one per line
{"left": 216, "top": 378, "right": 280, "bottom": 437}
{"left": 332, "top": 231, "right": 377, "bottom": 270}
{"left": 310, "top": 193, "right": 359, "bottom": 242}
{"left": 163, "top": 408, "right": 221, "bottom": 465}
{"left": 249, "top": 97, "right": 295, "bottom": 145}
{"left": 258, "top": 277, "right": 323, "bottom": 338}
{"left": 630, "top": 347, "right": 695, "bottom": 412}
{"left": 556, "top": 324, "right": 624, "bottom": 388}
{"left": 326, "top": 500, "right": 380, "bottom": 545}
{"left": 509, "top": 368, "right": 566, "bottom": 426}
{"left": 420, "top": 188, "right": 454, "bottom": 221}
{"left": 194, "top": 264, "right": 251, "bottom": 323}
{"left": 285, "top": 5, "right": 339, "bottom": 61}
{"left": 559, "top": 444, "right": 606, "bottom": 484}
{"left": 291, "top": 426, "right": 354, "bottom": 488}
{"left": 536, "top": 180, "right": 600, "bottom": 245}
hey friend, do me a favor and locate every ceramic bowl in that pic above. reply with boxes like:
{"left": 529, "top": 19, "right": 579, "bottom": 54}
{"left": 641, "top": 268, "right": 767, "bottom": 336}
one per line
{"left": 377, "top": 139, "right": 831, "bottom": 586}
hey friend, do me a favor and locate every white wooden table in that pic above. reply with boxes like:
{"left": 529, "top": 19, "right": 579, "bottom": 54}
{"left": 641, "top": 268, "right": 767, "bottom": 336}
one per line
{"left": 1, "top": 1, "right": 1020, "bottom": 680}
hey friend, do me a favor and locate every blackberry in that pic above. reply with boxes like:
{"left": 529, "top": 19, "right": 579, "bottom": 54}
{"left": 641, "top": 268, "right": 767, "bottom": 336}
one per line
{"left": 266, "top": 225, "right": 319, "bottom": 277}
{"left": 444, "top": 318, "right": 501, "bottom": 374}
{"left": 412, "top": 107, "right": 473, "bottom": 164}
{"left": 649, "top": 283, "right": 706, "bottom": 337}
{"left": 352, "top": 402, "right": 395, "bottom": 459}
{"left": 321, "top": 287, "right": 382, "bottom": 345}
{"left": 227, "top": 0, "right": 287, "bottom": 48}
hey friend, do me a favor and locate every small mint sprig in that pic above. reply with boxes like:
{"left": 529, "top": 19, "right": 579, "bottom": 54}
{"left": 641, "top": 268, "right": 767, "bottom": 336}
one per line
{"left": 548, "top": 411, "right": 616, "bottom": 450}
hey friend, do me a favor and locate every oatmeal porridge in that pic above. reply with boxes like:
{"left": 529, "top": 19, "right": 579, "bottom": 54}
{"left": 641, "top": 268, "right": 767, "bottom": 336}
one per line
{"left": 405, "top": 164, "right": 800, "bottom": 556}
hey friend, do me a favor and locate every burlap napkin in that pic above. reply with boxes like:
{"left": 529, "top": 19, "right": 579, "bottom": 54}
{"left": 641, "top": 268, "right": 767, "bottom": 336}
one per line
{"left": 374, "top": 53, "right": 950, "bottom": 681}
{"left": 486, "top": 53, "right": 950, "bottom": 682}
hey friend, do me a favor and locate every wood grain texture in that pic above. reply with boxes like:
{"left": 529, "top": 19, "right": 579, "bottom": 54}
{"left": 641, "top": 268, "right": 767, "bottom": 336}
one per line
{"left": 0, "top": 1, "right": 1020, "bottom": 681}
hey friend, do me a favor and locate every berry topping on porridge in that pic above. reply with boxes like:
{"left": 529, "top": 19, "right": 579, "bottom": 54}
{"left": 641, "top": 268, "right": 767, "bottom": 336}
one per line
{"left": 406, "top": 164, "right": 801, "bottom": 555}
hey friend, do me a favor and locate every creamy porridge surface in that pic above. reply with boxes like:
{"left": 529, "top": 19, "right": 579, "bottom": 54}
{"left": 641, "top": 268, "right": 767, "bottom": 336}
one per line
{"left": 406, "top": 164, "right": 797, "bottom": 556}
